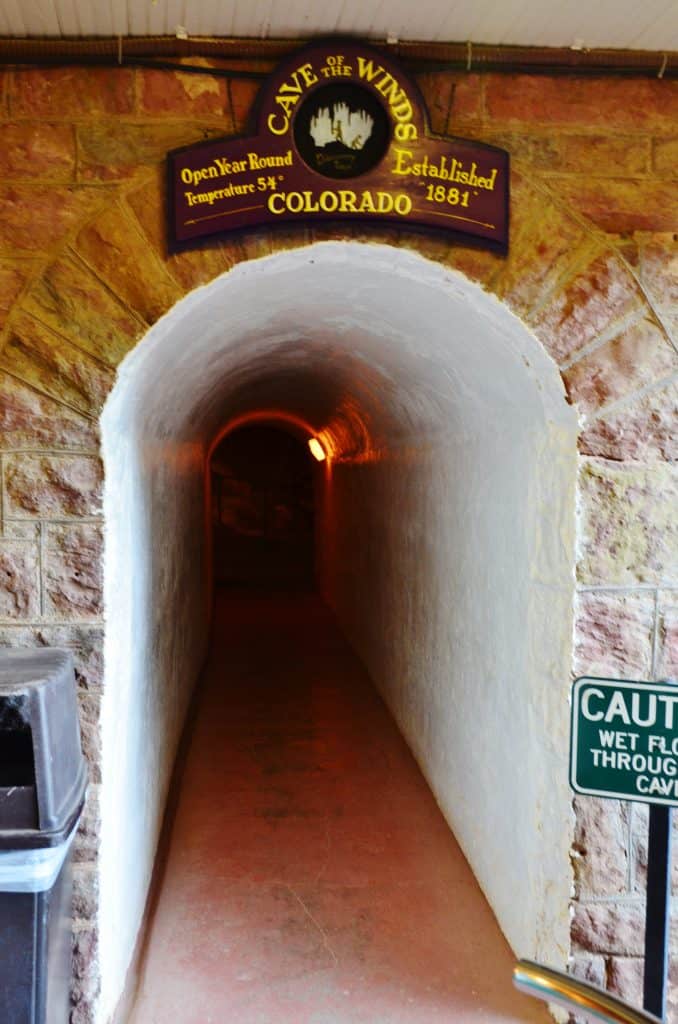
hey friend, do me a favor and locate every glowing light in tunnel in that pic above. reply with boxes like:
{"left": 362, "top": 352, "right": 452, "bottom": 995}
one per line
{"left": 308, "top": 437, "right": 326, "bottom": 461}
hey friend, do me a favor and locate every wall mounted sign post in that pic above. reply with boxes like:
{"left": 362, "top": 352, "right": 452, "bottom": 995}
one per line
{"left": 167, "top": 40, "right": 509, "bottom": 252}
{"left": 571, "top": 677, "right": 676, "bottom": 1020}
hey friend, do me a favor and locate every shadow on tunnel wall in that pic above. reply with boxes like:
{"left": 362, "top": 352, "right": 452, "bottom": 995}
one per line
{"left": 210, "top": 425, "right": 316, "bottom": 589}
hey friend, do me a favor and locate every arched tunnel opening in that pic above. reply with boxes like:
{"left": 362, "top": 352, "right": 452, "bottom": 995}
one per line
{"left": 98, "top": 242, "right": 579, "bottom": 1023}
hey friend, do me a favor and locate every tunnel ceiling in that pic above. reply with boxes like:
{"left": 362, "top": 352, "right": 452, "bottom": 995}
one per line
{"left": 111, "top": 242, "right": 575, "bottom": 462}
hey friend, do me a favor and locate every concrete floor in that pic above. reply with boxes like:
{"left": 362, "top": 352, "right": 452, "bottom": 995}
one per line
{"left": 129, "top": 591, "right": 549, "bottom": 1024}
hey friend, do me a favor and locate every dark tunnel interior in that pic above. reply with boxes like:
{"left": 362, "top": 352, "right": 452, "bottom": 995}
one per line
{"left": 210, "top": 425, "right": 317, "bottom": 589}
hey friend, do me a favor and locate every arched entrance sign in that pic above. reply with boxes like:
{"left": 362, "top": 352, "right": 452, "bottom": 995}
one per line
{"left": 167, "top": 40, "right": 509, "bottom": 251}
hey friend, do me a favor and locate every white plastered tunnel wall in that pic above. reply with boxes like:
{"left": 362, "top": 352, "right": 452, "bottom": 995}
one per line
{"left": 99, "top": 242, "right": 578, "bottom": 1023}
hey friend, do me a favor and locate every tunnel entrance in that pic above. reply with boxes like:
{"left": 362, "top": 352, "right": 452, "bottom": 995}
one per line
{"left": 100, "top": 242, "right": 578, "bottom": 1021}
{"left": 211, "top": 425, "right": 317, "bottom": 589}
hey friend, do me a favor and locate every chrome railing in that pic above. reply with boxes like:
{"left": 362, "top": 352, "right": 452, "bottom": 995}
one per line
{"left": 513, "top": 960, "right": 664, "bottom": 1024}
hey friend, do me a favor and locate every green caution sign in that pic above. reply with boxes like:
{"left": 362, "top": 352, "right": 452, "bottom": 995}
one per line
{"left": 570, "top": 677, "right": 678, "bottom": 806}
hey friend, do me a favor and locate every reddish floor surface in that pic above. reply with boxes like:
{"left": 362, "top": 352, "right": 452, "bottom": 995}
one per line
{"left": 130, "top": 592, "right": 548, "bottom": 1024}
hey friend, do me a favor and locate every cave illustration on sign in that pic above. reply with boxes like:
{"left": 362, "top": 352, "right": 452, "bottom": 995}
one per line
{"left": 294, "top": 83, "right": 390, "bottom": 179}
{"left": 309, "top": 103, "right": 374, "bottom": 173}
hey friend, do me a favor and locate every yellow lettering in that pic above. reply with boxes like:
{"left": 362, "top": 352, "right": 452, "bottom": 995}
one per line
{"left": 392, "top": 148, "right": 414, "bottom": 176}
{"left": 276, "top": 93, "right": 299, "bottom": 119}
{"left": 268, "top": 189, "right": 412, "bottom": 218}
{"left": 338, "top": 190, "right": 358, "bottom": 212}
{"left": 376, "top": 192, "right": 393, "bottom": 213}
{"left": 356, "top": 57, "right": 382, "bottom": 83}
{"left": 298, "top": 62, "right": 319, "bottom": 87}
{"left": 319, "top": 191, "right": 338, "bottom": 212}
{"left": 395, "top": 123, "right": 418, "bottom": 142}
{"left": 267, "top": 112, "right": 288, "bottom": 136}
{"left": 358, "top": 191, "right": 376, "bottom": 213}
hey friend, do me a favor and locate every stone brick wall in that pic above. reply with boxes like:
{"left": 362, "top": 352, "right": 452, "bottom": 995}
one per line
{"left": 0, "top": 58, "right": 675, "bottom": 1022}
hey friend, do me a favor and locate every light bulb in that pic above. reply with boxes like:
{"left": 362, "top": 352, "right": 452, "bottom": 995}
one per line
{"left": 308, "top": 438, "right": 326, "bottom": 462}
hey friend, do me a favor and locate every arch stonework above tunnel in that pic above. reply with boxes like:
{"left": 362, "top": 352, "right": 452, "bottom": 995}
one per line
{"left": 1, "top": 163, "right": 675, "bottom": 460}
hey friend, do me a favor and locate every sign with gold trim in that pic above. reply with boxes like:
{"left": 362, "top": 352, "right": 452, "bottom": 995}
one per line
{"left": 168, "top": 40, "right": 509, "bottom": 252}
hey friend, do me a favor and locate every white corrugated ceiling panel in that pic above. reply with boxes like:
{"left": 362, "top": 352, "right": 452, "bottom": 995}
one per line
{"left": 0, "top": 0, "right": 676, "bottom": 50}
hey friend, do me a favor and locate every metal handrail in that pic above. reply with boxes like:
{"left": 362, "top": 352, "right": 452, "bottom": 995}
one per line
{"left": 513, "top": 960, "right": 663, "bottom": 1024}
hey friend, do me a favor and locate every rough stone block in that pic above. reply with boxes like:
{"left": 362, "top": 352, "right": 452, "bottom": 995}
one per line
{"left": 461, "top": 127, "right": 560, "bottom": 166}
{"left": 260, "top": 224, "right": 311, "bottom": 256}
{"left": 0, "top": 312, "right": 115, "bottom": 417}
{"left": 577, "top": 459, "right": 678, "bottom": 585}
{"left": 70, "top": 923, "right": 100, "bottom": 1023}
{"left": 607, "top": 956, "right": 643, "bottom": 1005}
{"left": 237, "top": 229, "right": 275, "bottom": 263}
{"left": 608, "top": 955, "right": 678, "bottom": 1023}
{"left": 416, "top": 72, "right": 482, "bottom": 132}
{"left": 4, "top": 454, "right": 103, "bottom": 518}
{"left": 557, "top": 179, "right": 678, "bottom": 234}
{"left": 657, "top": 590, "right": 678, "bottom": 680}
{"left": 75, "top": 203, "right": 181, "bottom": 325}
{"left": 0, "top": 122, "right": 75, "bottom": 181}
{"left": 414, "top": 72, "right": 454, "bottom": 134}
{"left": 485, "top": 75, "right": 678, "bottom": 131}
{"left": 126, "top": 170, "right": 239, "bottom": 291}
{"left": 631, "top": 802, "right": 678, "bottom": 896}
{"left": 653, "top": 136, "right": 678, "bottom": 176}
{"left": 638, "top": 233, "right": 678, "bottom": 312}
{"left": 0, "top": 186, "right": 105, "bottom": 254}
{"left": 568, "top": 952, "right": 606, "bottom": 988}
{"left": 309, "top": 223, "right": 356, "bottom": 245}
{"left": 1, "top": 522, "right": 39, "bottom": 540}
{"left": 76, "top": 689, "right": 102, "bottom": 782}
{"left": 395, "top": 229, "right": 450, "bottom": 268}
{"left": 77, "top": 121, "right": 225, "bottom": 182}
{"left": 668, "top": 967, "right": 677, "bottom": 1024}
{"left": 631, "top": 803, "right": 650, "bottom": 895}
{"left": 73, "top": 784, "right": 101, "bottom": 863}
{"left": 572, "top": 796, "right": 630, "bottom": 898}
{"left": 230, "top": 78, "right": 261, "bottom": 132}
{"left": 0, "top": 540, "right": 40, "bottom": 619}
{"left": 558, "top": 135, "right": 651, "bottom": 177}
{"left": 0, "top": 372, "right": 98, "bottom": 451}
{"left": 444, "top": 243, "right": 503, "bottom": 286}
{"left": 574, "top": 591, "right": 655, "bottom": 679}
{"left": 476, "top": 130, "right": 650, "bottom": 177}
{"left": 571, "top": 902, "right": 645, "bottom": 956}
{"left": 531, "top": 251, "right": 643, "bottom": 366}
{"left": 138, "top": 66, "right": 230, "bottom": 120}
{"left": 665, "top": 312, "right": 678, "bottom": 352}
{"left": 23, "top": 255, "right": 144, "bottom": 367}
{"left": 448, "top": 73, "right": 484, "bottom": 127}
{"left": 44, "top": 523, "right": 103, "bottom": 619}
{"left": 72, "top": 864, "right": 98, "bottom": 920}
{"left": 563, "top": 317, "right": 677, "bottom": 416}
{"left": 0, "top": 623, "right": 103, "bottom": 689}
{"left": 11, "top": 67, "right": 135, "bottom": 117}
{"left": 579, "top": 379, "right": 678, "bottom": 462}
{"left": 0, "top": 259, "right": 34, "bottom": 327}
{"left": 492, "top": 171, "right": 586, "bottom": 317}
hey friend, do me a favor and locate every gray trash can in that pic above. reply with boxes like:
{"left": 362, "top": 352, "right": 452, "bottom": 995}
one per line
{"left": 0, "top": 649, "right": 88, "bottom": 1023}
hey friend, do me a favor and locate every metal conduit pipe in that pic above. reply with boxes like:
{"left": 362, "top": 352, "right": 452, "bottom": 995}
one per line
{"left": 0, "top": 35, "right": 675, "bottom": 78}
{"left": 513, "top": 960, "right": 664, "bottom": 1024}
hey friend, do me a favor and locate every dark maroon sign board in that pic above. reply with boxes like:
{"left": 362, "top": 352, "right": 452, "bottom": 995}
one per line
{"left": 167, "top": 40, "right": 509, "bottom": 252}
